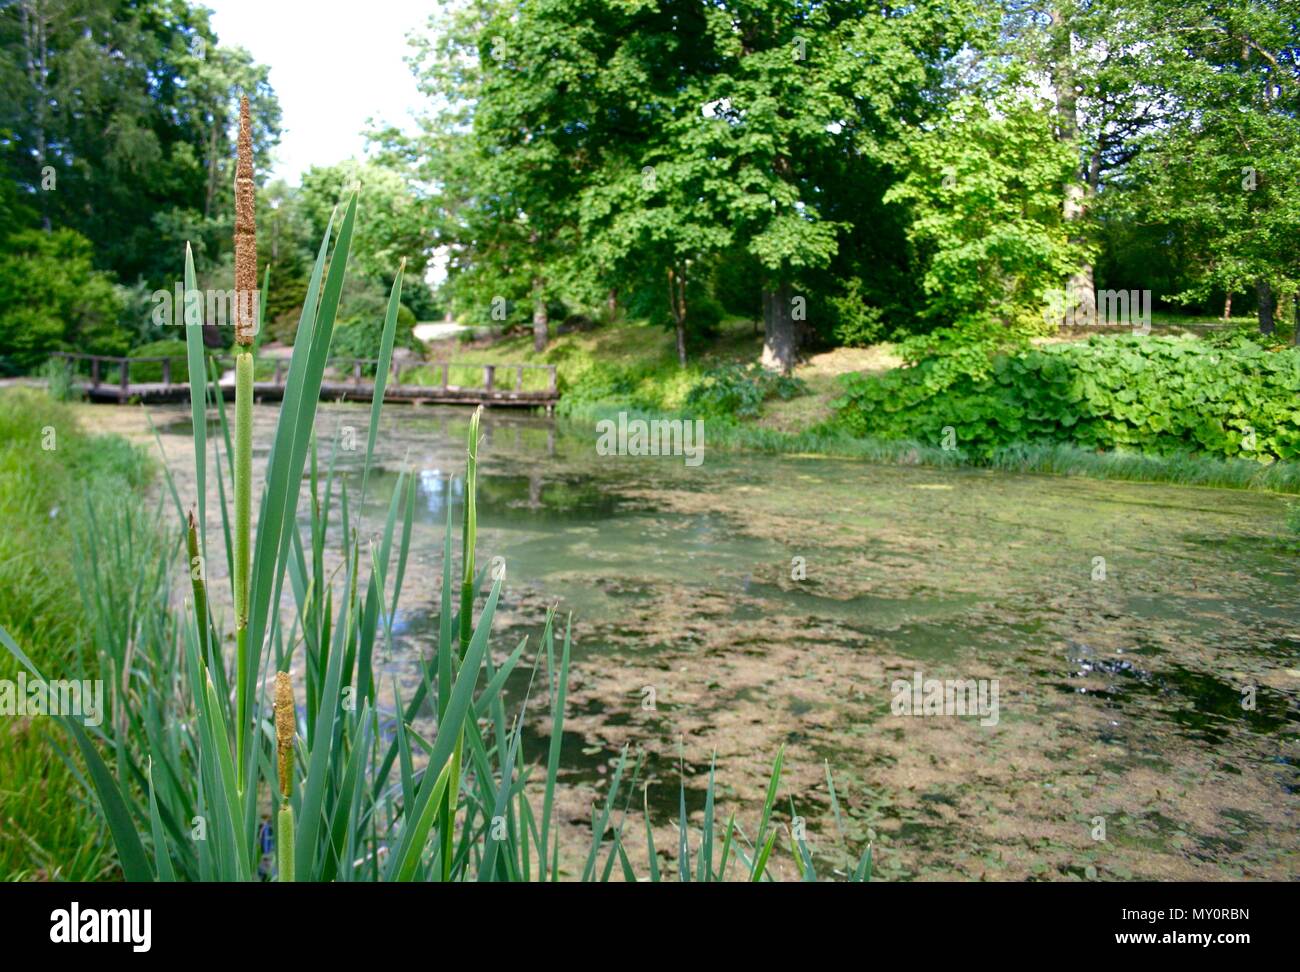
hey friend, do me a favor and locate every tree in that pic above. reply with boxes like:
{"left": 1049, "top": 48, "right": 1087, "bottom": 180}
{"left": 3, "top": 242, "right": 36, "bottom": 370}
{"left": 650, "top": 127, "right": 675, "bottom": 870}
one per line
{"left": 997, "top": 1, "right": 1179, "bottom": 326}
{"left": 395, "top": 0, "right": 600, "bottom": 349}
{"left": 884, "top": 95, "right": 1080, "bottom": 341}
{"left": 0, "top": 0, "right": 280, "bottom": 288}
{"left": 1098, "top": 0, "right": 1300, "bottom": 336}
{"left": 298, "top": 160, "right": 434, "bottom": 286}
{"left": 0, "top": 228, "right": 126, "bottom": 371}
{"left": 401, "top": 0, "right": 979, "bottom": 371}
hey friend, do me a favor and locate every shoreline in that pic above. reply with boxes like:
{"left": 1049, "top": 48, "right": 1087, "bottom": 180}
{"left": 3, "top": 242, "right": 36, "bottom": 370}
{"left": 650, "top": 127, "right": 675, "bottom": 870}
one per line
{"left": 45, "top": 388, "right": 1300, "bottom": 497}
{"left": 559, "top": 401, "right": 1300, "bottom": 496}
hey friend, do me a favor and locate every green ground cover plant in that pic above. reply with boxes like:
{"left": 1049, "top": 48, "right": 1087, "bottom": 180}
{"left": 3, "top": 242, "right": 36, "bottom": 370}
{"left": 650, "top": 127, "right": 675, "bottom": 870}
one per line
{"left": 835, "top": 335, "right": 1300, "bottom": 462}
{"left": 684, "top": 363, "right": 809, "bottom": 421}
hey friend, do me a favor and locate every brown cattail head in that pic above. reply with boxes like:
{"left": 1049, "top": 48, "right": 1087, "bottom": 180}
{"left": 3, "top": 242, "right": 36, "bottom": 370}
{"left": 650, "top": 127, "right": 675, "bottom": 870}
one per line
{"left": 234, "top": 94, "right": 257, "bottom": 346}
{"left": 274, "top": 671, "right": 295, "bottom": 798}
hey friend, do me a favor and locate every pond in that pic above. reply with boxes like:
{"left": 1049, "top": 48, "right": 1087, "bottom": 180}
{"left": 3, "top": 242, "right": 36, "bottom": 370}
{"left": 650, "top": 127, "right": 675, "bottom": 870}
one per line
{"left": 159, "top": 402, "right": 1299, "bottom": 881}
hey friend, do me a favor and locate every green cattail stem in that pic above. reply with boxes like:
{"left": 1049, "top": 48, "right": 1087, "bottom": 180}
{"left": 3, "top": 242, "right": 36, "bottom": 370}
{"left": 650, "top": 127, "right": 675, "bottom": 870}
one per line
{"left": 234, "top": 350, "right": 253, "bottom": 778}
{"left": 277, "top": 802, "right": 295, "bottom": 882}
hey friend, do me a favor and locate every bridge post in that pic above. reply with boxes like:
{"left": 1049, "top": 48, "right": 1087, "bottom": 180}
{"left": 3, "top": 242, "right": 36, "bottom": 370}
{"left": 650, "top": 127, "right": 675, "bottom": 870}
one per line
{"left": 274, "top": 360, "right": 283, "bottom": 385}
{"left": 516, "top": 365, "right": 524, "bottom": 391}
{"left": 163, "top": 358, "right": 172, "bottom": 386}
{"left": 440, "top": 363, "right": 449, "bottom": 390}
{"left": 353, "top": 360, "right": 362, "bottom": 387}
{"left": 119, "top": 357, "right": 129, "bottom": 401}
{"left": 91, "top": 357, "right": 100, "bottom": 388}
{"left": 548, "top": 366, "right": 557, "bottom": 393}
{"left": 484, "top": 365, "right": 495, "bottom": 392}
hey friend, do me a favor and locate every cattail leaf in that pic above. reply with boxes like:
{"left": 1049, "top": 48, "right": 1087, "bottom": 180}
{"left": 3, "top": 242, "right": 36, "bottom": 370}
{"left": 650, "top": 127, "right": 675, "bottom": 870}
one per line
{"left": 538, "top": 609, "right": 565, "bottom": 881}
{"left": 386, "top": 575, "right": 502, "bottom": 880}
{"left": 581, "top": 744, "right": 629, "bottom": 881}
{"left": 643, "top": 787, "right": 660, "bottom": 883}
{"left": 359, "top": 263, "right": 404, "bottom": 507}
{"left": 182, "top": 243, "right": 207, "bottom": 554}
{"left": 147, "top": 762, "right": 177, "bottom": 882}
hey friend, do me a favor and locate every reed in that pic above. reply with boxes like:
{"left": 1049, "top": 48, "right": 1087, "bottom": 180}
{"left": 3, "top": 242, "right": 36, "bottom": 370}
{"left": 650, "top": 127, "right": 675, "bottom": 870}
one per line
{"left": 274, "top": 671, "right": 295, "bottom": 882}
{"left": 0, "top": 98, "right": 870, "bottom": 883}
{"left": 233, "top": 95, "right": 257, "bottom": 783}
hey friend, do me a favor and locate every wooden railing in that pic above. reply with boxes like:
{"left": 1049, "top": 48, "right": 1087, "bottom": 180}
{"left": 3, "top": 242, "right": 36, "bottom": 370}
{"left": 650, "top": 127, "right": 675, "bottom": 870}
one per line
{"left": 49, "top": 352, "right": 558, "bottom": 405}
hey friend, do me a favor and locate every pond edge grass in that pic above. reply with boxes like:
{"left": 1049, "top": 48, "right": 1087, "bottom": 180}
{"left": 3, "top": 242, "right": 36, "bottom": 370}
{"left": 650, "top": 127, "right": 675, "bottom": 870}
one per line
{"left": 560, "top": 400, "right": 1300, "bottom": 495}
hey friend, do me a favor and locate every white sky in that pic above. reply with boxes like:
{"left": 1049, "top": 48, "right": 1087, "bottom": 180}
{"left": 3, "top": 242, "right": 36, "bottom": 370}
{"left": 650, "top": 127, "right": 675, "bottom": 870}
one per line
{"left": 203, "top": 0, "right": 433, "bottom": 183}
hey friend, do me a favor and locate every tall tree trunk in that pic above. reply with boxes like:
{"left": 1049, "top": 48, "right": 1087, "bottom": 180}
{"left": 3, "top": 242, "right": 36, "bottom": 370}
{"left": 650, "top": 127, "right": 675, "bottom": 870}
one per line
{"left": 532, "top": 277, "right": 548, "bottom": 352}
{"left": 205, "top": 120, "right": 220, "bottom": 220}
{"left": 1050, "top": 8, "right": 1095, "bottom": 326}
{"left": 1256, "top": 279, "right": 1275, "bottom": 335}
{"left": 22, "top": 0, "right": 51, "bottom": 232}
{"left": 760, "top": 282, "right": 797, "bottom": 374}
{"left": 606, "top": 287, "right": 619, "bottom": 322}
{"left": 667, "top": 267, "right": 687, "bottom": 367}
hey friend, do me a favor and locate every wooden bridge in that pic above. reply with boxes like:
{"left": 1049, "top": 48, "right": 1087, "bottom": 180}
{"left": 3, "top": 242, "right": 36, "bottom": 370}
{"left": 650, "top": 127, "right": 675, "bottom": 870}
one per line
{"left": 50, "top": 353, "right": 559, "bottom": 410}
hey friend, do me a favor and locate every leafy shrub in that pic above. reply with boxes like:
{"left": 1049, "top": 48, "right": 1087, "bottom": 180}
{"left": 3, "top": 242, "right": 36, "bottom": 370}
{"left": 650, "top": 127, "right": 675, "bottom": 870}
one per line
{"left": 557, "top": 361, "right": 652, "bottom": 413}
{"left": 128, "top": 339, "right": 190, "bottom": 383}
{"left": 264, "top": 272, "right": 312, "bottom": 344}
{"left": 685, "top": 363, "right": 808, "bottom": 420}
{"left": 829, "top": 278, "right": 888, "bottom": 347}
{"left": 685, "top": 296, "right": 725, "bottom": 349}
{"left": 556, "top": 358, "right": 701, "bottom": 417}
{"left": 0, "top": 228, "right": 127, "bottom": 373}
{"left": 835, "top": 335, "right": 1300, "bottom": 461}
{"left": 882, "top": 96, "right": 1080, "bottom": 338}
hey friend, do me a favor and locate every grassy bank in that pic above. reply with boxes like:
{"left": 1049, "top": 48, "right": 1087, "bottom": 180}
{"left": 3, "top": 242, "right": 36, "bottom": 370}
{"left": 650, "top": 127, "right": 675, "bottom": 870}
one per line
{"left": 560, "top": 400, "right": 1300, "bottom": 494}
{"left": 437, "top": 317, "right": 1300, "bottom": 495}
{"left": 0, "top": 387, "right": 153, "bottom": 879}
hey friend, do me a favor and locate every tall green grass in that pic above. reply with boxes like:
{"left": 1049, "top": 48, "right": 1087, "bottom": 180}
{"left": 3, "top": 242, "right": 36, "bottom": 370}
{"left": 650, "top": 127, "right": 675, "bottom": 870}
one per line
{"left": 1, "top": 196, "right": 864, "bottom": 881}
{"left": 0, "top": 387, "right": 152, "bottom": 879}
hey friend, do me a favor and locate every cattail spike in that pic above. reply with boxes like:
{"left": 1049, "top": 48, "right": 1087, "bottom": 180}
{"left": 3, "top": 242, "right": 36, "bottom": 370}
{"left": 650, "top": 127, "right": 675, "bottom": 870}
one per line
{"left": 234, "top": 94, "right": 258, "bottom": 346}
{"left": 274, "top": 671, "right": 295, "bottom": 798}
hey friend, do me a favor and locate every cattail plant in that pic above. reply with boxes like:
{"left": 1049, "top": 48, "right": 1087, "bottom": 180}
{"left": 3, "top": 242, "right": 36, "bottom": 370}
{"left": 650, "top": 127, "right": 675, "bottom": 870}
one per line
{"left": 436, "top": 403, "right": 481, "bottom": 879}
{"left": 0, "top": 97, "right": 867, "bottom": 885}
{"left": 232, "top": 95, "right": 257, "bottom": 784}
{"left": 274, "top": 671, "right": 295, "bottom": 882}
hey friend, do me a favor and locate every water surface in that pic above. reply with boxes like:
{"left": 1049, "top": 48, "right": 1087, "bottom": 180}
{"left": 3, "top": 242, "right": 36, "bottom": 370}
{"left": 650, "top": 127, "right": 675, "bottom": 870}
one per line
{"left": 163, "top": 403, "right": 1300, "bottom": 880}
